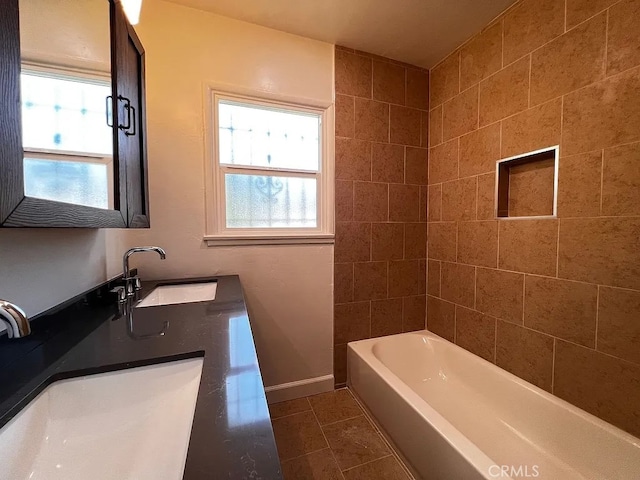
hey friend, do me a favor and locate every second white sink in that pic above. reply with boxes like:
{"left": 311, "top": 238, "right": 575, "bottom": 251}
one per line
{"left": 136, "top": 282, "right": 218, "bottom": 308}
{"left": 0, "top": 358, "right": 204, "bottom": 480}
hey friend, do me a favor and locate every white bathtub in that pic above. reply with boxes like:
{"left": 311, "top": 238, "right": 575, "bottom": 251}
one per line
{"left": 348, "top": 330, "right": 640, "bottom": 480}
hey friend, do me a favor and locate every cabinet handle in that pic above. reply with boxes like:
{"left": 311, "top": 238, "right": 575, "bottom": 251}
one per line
{"left": 106, "top": 95, "right": 113, "bottom": 127}
{"left": 125, "top": 106, "right": 136, "bottom": 137}
{"left": 117, "top": 95, "right": 132, "bottom": 131}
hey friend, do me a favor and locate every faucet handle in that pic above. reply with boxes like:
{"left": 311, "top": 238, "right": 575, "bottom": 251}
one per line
{"left": 110, "top": 286, "right": 127, "bottom": 304}
{"left": 0, "top": 299, "right": 31, "bottom": 339}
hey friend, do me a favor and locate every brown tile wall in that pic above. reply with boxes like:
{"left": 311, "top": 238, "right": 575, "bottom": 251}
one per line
{"left": 427, "top": 0, "right": 640, "bottom": 438}
{"left": 334, "top": 46, "right": 429, "bottom": 385}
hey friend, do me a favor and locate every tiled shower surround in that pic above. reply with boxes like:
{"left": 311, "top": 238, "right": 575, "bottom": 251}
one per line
{"left": 426, "top": 0, "right": 640, "bottom": 437}
{"left": 333, "top": 46, "right": 430, "bottom": 384}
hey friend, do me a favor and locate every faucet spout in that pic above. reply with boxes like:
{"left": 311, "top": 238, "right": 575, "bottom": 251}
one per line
{"left": 0, "top": 300, "right": 30, "bottom": 339}
{"left": 121, "top": 246, "right": 167, "bottom": 298}
{"left": 123, "top": 246, "right": 167, "bottom": 280}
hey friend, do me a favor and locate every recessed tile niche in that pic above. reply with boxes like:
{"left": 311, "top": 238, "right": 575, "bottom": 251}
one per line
{"left": 496, "top": 146, "right": 559, "bottom": 218}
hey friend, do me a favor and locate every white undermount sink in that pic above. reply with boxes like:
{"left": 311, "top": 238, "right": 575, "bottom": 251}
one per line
{"left": 0, "top": 358, "right": 204, "bottom": 480}
{"left": 136, "top": 282, "right": 218, "bottom": 308}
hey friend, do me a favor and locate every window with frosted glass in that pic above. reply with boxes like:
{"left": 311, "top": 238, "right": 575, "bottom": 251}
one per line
{"left": 21, "top": 71, "right": 113, "bottom": 209}
{"left": 217, "top": 99, "right": 322, "bottom": 230}
{"left": 23, "top": 158, "right": 110, "bottom": 210}
{"left": 21, "top": 73, "right": 112, "bottom": 155}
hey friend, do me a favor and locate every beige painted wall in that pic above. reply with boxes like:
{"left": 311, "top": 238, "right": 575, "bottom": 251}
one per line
{"left": 19, "top": 0, "right": 111, "bottom": 71}
{"left": 0, "top": 230, "right": 109, "bottom": 317}
{"left": 107, "top": 0, "right": 335, "bottom": 396}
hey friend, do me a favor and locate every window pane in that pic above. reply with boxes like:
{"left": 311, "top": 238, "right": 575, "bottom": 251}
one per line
{"left": 225, "top": 174, "right": 317, "bottom": 228}
{"left": 24, "top": 158, "right": 110, "bottom": 210}
{"left": 218, "top": 100, "right": 320, "bottom": 171}
{"left": 21, "top": 73, "right": 112, "bottom": 155}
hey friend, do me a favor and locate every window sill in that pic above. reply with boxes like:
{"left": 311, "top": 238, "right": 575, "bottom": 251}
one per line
{"left": 204, "top": 234, "right": 335, "bottom": 247}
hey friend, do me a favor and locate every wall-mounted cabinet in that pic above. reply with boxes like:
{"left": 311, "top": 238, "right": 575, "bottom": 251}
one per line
{"left": 0, "top": 0, "right": 150, "bottom": 228}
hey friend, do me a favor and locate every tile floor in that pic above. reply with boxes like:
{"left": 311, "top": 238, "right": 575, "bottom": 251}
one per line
{"left": 269, "top": 388, "right": 414, "bottom": 480}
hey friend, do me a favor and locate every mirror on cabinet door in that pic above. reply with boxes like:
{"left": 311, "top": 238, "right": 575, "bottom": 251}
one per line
{"left": 0, "top": 0, "right": 149, "bottom": 228}
{"left": 20, "top": 0, "right": 115, "bottom": 212}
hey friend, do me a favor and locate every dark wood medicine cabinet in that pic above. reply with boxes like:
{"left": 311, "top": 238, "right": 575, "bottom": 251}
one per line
{"left": 0, "top": 0, "right": 150, "bottom": 228}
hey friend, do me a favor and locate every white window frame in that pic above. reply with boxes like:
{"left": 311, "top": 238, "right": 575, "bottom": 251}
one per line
{"left": 21, "top": 64, "right": 115, "bottom": 209}
{"left": 204, "top": 85, "right": 335, "bottom": 246}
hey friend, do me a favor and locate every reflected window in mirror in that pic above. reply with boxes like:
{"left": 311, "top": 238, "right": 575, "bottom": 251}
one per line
{"left": 21, "top": 70, "right": 114, "bottom": 210}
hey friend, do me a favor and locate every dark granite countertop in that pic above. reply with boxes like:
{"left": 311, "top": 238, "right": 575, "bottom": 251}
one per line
{"left": 0, "top": 275, "right": 283, "bottom": 480}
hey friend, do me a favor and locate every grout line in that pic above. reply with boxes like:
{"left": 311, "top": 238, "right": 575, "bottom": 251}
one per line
{"left": 456, "top": 137, "right": 461, "bottom": 179}
{"left": 352, "top": 94, "right": 356, "bottom": 137}
{"left": 559, "top": 92, "right": 564, "bottom": 188}
{"left": 599, "top": 149, "right": 605, "bottom": 215}
{"left": 368, "top": 299, "right": 372, "bottom": 338}
{"left": 555, "top": 219, "right": 561, "bottom": 277}
{"left": 308, "top": 397, "right": 347, "bottom": 480}
{"left": 370, "top": 58, "right": 374, "bottom": 100}
{"left": 522, "top": 273, "right": 526, "bottom": 324}
{"left": 496, "top": 219, "right": 501, "bottom": 269}
{"left": 501, "top": 17, "right": 504, "bottom": 68}
{"left": 506, "top": 319, "right": 612, "bottom": 357}
{"left": 341, "top": 454, "right": 395, "bottom": 474}
{"left": 453, "top": 304, "right": 458, "bottom": 343}
{"left": 473, "top": 266, "right": 477, "bottom": 310}
{"left": 604, "top": 8, "right": 610, "bottom": 77}
{"left": 320, "top": 413, "right": 366, "bottom": 428}
{"left": 369, "top": 221, "right": 373, "bottom": 262}
{"left": 566, "top": 0, "right": 624, "bottom": 33}
{"left": 440, "top": 105, "right": 444, "bottom": 146}
{"left": 270, "top": 406, "right": 313, "bottom": 422}
{"left": 475, "top": 84, "right": 480, "bottom": 131}
{"left": 404, "top": 68, "right": 408, "bottom": 107}
{"left": 551, "top": 338, "right": 557, "bottom": 393}
{"left": 557, "top": 334, "right": 640, "bottom": 366}
{"left": 457, "top": 51, "right": 461, "bottom": 94}
{"left": 475, "top": 174, "right": 479, "bottom": 220}
{"left": 493, "top": 317, "right": 498, "bottom": 364}
{"left": 502, "top": 2, "right": 609, "bottom": 71}
{"left": 595, "top": 285, "right": 600, "bottom": 350}
{"left": 280, "top": 446, "right": 333, "bottom": 465}
{"left": 387, "top": 101, "right": 391, "bottom": 144}
{"left": 348, "top": 389, "right": 417, "bottom": 479}
{"left": 564, "top": 0, "right": 567, "bottom": 32}
{"left": 352, "top": 180, "right": 356, "bottom": 223}
{"left": 454, "top": 218, "right": 459, "bottom": 263}
{"left": 528, "top": 54, "right": 532, "bottom": 108}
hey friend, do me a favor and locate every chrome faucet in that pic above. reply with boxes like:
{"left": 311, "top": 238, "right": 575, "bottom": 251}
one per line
{"left": 122, "top": 246, "right": 167, "bottom": 297}
{"left": 0, "top": 299, "right": 31, "bottom": 339}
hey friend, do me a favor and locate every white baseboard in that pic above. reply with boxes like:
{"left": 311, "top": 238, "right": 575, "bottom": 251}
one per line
{"left": 264, "top": 374, "right": 334, "bottom": 404}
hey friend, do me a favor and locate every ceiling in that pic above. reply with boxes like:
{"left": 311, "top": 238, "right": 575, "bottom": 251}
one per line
{"left": 164, "top": 0, "right": 517, "bottom": 69}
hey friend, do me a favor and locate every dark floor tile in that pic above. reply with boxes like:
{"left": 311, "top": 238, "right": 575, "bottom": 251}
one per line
{"left": 322, "top": 416, "right": 390, "bottom": 470}
{"left": 308, "top": 388, "right": 363, "bottom": 425}
{"left": 273, "top": 411, "right": 328, "bottom": 461}
{"left": 343, "top": 455, "right": 411, "bottom": 479}
{"left": 269, "top": 397, "right": 312, "bottom": 419}
{"left": 281, "top": 448, "right": 343, "bottom": 480}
